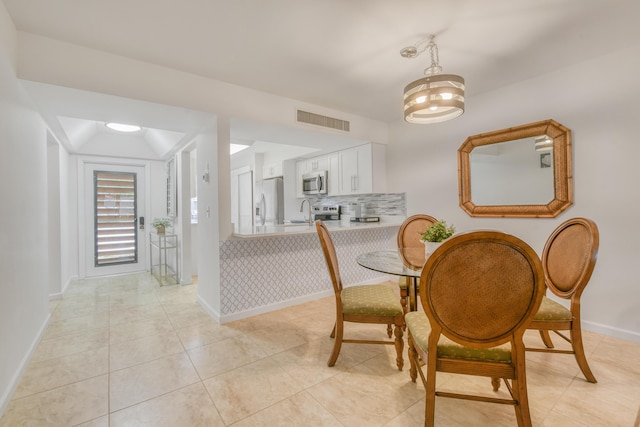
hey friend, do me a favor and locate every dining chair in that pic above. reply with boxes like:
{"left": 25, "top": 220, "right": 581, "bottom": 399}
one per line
{"left": 315, "top": 220, "right": 405, "bottom": 370}
{"left": 526, "top": 217, "right": 599, "bottom": 383}
{"left": 396, "top": 214, "right": 438, "bottom": 312}
{"left": 405, "top": 230, "right": 545, "bottom": 427}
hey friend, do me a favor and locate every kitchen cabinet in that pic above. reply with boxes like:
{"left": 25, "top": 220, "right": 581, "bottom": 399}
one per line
{"left": 262, "top": 162, "right": 282, "bottom": 179}
{"left": 339, "top": 144, "right": 373, "bottom": 195}
{"left": 327, "top": 153, "right": 340, "bottom": 196}
{"left": 295, "top": 155, "right": 329, "bottom": 197}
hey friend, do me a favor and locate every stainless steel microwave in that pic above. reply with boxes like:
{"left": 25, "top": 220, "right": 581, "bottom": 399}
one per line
{"left": 302, "top": 170, "right": 328, "bottom": 195}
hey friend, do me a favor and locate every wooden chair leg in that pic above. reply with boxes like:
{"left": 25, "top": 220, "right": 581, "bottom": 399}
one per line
{"left": 330, "top": 322, "right": 336, "bottom": 338}
{"left": 571, "top": 323, "right": 597, "bottom": 383}
{"left": 387, "top": 323, "right": 393, "bottom": 338}
{"left": 539, "top": 329, "right": 554, "bottom": 348}
{"left": 328, "top": 319, "right": 343, "bottom": 367}
{"left": 424, "top": 352, "right": 438, "bottom": 427}
{"left": 408, "top": 331, "right": 418, "bottom": 383}
{"left": 394, "top": 324, "right": 404, "bottom": 371}
{"left": 491, "top": 377, "right": 501, "bottom": 392}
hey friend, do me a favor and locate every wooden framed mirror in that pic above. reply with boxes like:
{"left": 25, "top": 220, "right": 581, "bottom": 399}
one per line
{"left": 458, "top": 119, "right": 572, "bottom": 218}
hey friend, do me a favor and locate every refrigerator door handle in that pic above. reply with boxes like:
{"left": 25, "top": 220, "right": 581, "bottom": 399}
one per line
{"left": 259, "top": 193, "right": 266, "bottom": 225}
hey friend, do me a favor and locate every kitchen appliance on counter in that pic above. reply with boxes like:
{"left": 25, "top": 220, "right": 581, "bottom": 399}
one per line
{"left": 302, "top": 170, "right": 328, "bottom": 195}
{"left": 312, "top": 204, "right": 340, "bottom": 221}
{"left": 255, "top": 177, "right": 284, "bottom": 226}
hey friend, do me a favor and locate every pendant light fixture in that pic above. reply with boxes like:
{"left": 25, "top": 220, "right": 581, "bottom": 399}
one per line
{"left": 401, "top": 35, "right": 465, "bottom": 124}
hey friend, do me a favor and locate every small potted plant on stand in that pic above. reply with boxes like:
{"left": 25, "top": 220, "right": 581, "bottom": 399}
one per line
{"left": 151, "top": 217, "right": 172, "bottom": 234}
{"left": 419, "top": 220, "right": 455, "bottom": 258}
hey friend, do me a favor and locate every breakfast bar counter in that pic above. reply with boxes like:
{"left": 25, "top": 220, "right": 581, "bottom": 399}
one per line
{"left": 232, "top": 217, "right": 404, "bottom": 238}
{"left": 218, "top": 217, "right": 405, "bottom": 323}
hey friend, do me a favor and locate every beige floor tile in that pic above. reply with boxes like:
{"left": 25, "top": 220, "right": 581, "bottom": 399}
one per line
{"left": 187, "top": 334, "right": 267, "bottom": 379}
{"left": 109, "top": 314, "right": 175, "bottom": 345}
{"left": 109, "top": 353, "right": 200, "bottom": 411}
{"left": 231, "top": 390, "right": 343, "bottom": 427}
{"left": 43, "top": 311, "right": 110, "bottom": 340}
{"left": 109, "top": 304, "right": 167, "bottom": 326}
{"left": 14, "top": 346, "right": 109, "bottom": 399}
{"left": 165, "top": 305, "right": 213, "bottom": 329}
{"left": 109, "top": 331, "right": 185, "bottom": 371}
{"left": 110, "top": 383, "right": 224, "bottom": 427}
{"left": 75, "top": 415, "right": 109, "bottom": 427}
{"left": 203, "top": 357, "right": 303, "bottom": 425}
{"left": 0, "top": 375, "right": 108, "bottom": 427}
{"left": 175, "top": 319, "right": 244, "bottom": 350}
{"left": 243, "top": 322, "right": 321, "bottom": 356}
{"left": 306, "top": 353, "right": 424, "bottom": 426}
{"left": 550, "top": 377, "right": 639, "bottom": 426}
{"left": 31, "top": 328, "right": 109, "bottom": 363}
{"left": 4, "top": 272, "right": 640, "bottom": 426}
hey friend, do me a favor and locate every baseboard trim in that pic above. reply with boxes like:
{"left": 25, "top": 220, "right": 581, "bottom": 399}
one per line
{"left": 0, "top": 312, "right": 51, "bottom": 417}
{"left": 197, "top": 295, "right": 221, "bottom": 323}
{"left": 583, "top": 320, "right": 640, "bottom": 344}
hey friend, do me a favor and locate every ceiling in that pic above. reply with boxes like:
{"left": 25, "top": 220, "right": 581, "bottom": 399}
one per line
{"left": 3, "top": 0, "right": 638, "bottom": 159}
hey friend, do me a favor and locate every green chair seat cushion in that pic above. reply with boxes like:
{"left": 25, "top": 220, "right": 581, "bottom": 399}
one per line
{"left": 342, "top": 284, "right": 404, "bottom": 316}
{"left": 398, "top": 276, "right": 409, "bottom": 290}
{"left": 405, "top": 312, "right": 512, "bottom": 363}
{"left": 533, "top": 296, "right": 573, "bottom": 321}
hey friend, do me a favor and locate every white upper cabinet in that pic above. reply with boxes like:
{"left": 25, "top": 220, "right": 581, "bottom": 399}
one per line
{"left": 295, "top": 143, "right": 385, "bottom": 197}
{"left": 262, "top": 162, "right": 283, "bottom": 179}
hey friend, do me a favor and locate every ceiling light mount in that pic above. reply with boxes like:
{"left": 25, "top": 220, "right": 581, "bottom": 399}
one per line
{"left": 401, "top": 35, "right": 465, "bottom": 124}
{"left": 105, "top": 122, "right": 142, "bottom": 133}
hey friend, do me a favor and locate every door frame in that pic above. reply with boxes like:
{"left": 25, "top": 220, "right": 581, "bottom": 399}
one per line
{"left": 78, "top": 156, "right": 152, "bottom": 278}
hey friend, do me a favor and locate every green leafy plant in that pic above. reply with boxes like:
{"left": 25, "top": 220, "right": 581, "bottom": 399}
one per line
{"left": 419, "top": 220, "right": 455, "bottom": 242}
{"left": 151, "top": 217, "right": 172, "bottom": 228}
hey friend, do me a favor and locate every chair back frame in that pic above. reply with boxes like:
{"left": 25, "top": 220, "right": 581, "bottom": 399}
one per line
{"left": 542, "top": 217, "right": 599, "bottom": 301}
{"left": 420, "top": 230, "right": 545, "bottom": 348}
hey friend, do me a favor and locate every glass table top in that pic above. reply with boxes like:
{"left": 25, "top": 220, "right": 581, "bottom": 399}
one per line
{"left": 355, "top": 248, "right": 426, "bottom": 278}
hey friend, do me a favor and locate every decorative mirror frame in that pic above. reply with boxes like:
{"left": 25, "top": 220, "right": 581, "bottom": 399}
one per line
{"left": 458, "top": 119, "right": 573, "bottom": 218}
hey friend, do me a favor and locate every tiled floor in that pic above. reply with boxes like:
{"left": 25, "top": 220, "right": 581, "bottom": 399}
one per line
{"left": 1, "top": 273, "right": 639, "bottom": 426}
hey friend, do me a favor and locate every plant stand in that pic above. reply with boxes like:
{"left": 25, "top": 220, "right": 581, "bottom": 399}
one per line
{"left": 149, "top": 231, "right": 178, "bottom": 285}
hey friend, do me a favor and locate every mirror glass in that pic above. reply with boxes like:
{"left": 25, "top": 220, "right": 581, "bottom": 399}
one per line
{"left": 469, "top": 136, "right": 554, "bottom": 205}
{"left": 458, "top": 119, "right": 572, "bottom": 218}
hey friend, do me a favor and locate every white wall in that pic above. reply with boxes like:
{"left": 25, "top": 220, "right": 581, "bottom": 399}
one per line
{"left": 0, "top": 24, "right": 50, "bottom": 413}
{"left": 387, "top": 44, "right": 640, "bottom": 342}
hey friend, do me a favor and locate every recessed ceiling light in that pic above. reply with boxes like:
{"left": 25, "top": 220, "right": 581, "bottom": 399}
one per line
{"left": 105, "top": 122, "right": 142, "bottom": 132}
{"left": 230, "top": 144, "right": 249, "bottom": 155}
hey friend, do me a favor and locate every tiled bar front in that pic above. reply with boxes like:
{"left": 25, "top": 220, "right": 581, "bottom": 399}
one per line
{"left": 218, "top": 225, "right": 398, "bottom": 322}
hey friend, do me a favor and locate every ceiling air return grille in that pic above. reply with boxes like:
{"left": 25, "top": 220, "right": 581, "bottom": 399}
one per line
{"left": 296, "top": 110, "right": 350, "bottom": 132}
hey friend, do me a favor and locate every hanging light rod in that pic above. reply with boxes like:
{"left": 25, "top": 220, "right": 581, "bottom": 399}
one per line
{"left": 401, "top": 35, "right": 465, "bottom": 124}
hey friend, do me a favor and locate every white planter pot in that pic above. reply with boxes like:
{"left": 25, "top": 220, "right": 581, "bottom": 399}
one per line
{"left": 423, "top": 241, "right": 443, "bottom": 258}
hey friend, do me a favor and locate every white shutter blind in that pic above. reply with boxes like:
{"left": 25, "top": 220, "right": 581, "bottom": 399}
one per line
{"left": 94, "top": 171, "right": 137, "bottom": 266}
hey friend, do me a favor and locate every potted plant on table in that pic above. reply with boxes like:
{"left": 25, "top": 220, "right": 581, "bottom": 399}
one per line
{"left": 151, "top": 217, "right": 172, "bottom": 234}
{"left": 419, "top": 220, "right": 455, "bottom": 257}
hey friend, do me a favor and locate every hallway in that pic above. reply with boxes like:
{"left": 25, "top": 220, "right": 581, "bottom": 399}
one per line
{"left": 1, "top": 273, "right": 639, "bottom": 426}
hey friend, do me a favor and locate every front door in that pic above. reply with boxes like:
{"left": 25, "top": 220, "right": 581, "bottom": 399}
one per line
{"left": 84, "top": 162, "right": 147, "bottom": 277}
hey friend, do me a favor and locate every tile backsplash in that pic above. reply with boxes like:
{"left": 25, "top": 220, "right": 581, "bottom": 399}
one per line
{"left": 308, "top": 192, "right": 406, "bottom": 217}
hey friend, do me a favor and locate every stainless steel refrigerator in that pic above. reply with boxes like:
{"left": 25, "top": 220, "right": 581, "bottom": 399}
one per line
{"left": 255, "top": 177, "right": 284, "bottom": 226}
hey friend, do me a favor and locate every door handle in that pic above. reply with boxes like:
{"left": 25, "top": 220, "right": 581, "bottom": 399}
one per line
{"left": 139, "top": 216, "right": 145, "bottom": 230}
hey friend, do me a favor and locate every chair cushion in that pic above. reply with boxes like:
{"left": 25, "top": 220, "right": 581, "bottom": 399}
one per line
{"left": 405, "top": 312, "right": 512, "bottom": 363}
{"left": 342, "top": 284, "right": 404, "bottom": 316}
{"left": 398, "top": 276, "right": 409, "bottom": 290}
{"left": 533, "top": 296, "right": 573, "bottom": 321}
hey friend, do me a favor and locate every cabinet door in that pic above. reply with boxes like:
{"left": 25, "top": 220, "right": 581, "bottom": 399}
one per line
{"left": 262, "top": 162, "right": 282, "bottom": 179}
{"left": 355, "top": 144, "right": 372, "bottom": 194}
{"left": 339, "top": 144, "right": 373, "bottom": 194}
{"left": 327, "top": 154, "right": 340, "bottom": 196}
{"left": 295, "top": 160, "right": 309, "bottom": 198}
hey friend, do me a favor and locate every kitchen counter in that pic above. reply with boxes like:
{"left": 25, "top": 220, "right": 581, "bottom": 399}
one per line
{"left": 232, "top": 217, "right": 404, "bottom": 238}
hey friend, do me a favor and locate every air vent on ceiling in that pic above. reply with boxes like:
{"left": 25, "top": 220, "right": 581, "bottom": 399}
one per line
{"left": 296, "top": 110, "right": 350, "bottom": 132}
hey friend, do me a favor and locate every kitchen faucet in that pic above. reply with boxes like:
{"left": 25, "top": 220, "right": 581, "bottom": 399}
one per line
{"left": 300, "top": 198, "right": 313, "bottom": 225}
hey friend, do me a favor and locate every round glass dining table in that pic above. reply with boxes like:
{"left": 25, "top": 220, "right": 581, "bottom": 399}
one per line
{"left": 356, "top": 247, "right": 426, "bottom": 311}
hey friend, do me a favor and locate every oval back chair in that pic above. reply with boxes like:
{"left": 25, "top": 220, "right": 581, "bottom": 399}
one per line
{"left": 405, "top": 230, "right": 545, "bottom": 427}
{"left": 396, "top": 214, "right": 438, "bottom": 311}
{"left": 526, "top": 217, "right": 600, "bottom": 383}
